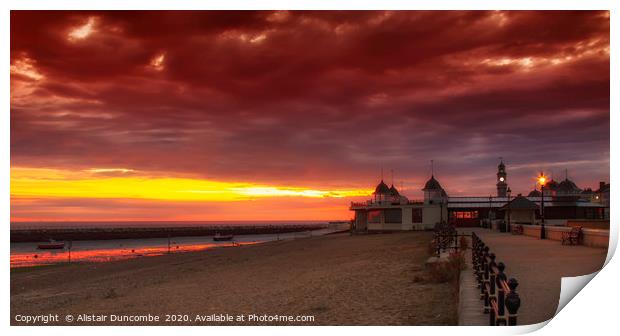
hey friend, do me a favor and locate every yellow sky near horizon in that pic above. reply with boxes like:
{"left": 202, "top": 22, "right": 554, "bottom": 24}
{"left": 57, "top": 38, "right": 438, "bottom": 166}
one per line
{"left": 10, "top": 167, "right": 372, "bottom": 221}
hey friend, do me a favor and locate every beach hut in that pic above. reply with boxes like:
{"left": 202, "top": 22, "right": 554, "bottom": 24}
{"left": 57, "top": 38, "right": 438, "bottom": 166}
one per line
{"left": 500, "top": 194, "right": 538, "bottom": 227}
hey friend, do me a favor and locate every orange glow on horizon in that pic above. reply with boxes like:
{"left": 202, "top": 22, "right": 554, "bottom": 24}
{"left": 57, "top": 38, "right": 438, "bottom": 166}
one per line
{"left": 11, "top": 166, "right": 372, "bottom": 202}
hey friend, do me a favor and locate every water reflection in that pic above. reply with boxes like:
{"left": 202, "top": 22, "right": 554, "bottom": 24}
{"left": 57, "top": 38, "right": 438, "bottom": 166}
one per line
{"left": 10, "top": 229, "right": 336, "bottom": 268}
{"left": 10, "top": 241, "right": 260, "bottom": 268}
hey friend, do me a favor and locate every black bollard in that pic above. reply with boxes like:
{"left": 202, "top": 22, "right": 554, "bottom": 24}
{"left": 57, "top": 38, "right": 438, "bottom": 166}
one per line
{"left": 496, "top": 262, "right": 507, "bottom": 325}
{"left": 496, "top": 262, "right": 507, "bottom": 283}
{"left": 505, "top": 278, "right": 521, "bottom": 326}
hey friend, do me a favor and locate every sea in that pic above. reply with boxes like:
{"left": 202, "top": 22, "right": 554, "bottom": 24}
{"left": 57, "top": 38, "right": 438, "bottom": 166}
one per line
{"left": 10, "top": 221, "right": 350, "bottom": 268}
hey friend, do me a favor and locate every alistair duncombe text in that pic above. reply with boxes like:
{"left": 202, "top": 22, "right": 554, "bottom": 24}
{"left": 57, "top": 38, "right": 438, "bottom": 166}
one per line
{"left": 13, "top": 313, "right": 316, "bottom": 325}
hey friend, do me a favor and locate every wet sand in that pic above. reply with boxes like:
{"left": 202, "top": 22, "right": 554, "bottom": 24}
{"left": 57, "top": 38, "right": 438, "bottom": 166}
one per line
{"left": 11, "top": 231, "right": 457, "bottom": 326}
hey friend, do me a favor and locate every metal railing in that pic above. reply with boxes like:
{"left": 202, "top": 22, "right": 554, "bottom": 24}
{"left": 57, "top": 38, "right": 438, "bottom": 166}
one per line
{"left": 471, "top": 232, "right": 521, "bottom": 326}
{"left": 433, "top": 223, "right": 469, "bottom": 256}
{"left": 350, "top": 199, "right": 425, "bottom": 207}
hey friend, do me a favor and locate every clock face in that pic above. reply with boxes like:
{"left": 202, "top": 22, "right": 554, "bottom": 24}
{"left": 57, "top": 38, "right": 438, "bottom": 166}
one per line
{"left": 499, "top": 177, "right": 505, "bottom": 182}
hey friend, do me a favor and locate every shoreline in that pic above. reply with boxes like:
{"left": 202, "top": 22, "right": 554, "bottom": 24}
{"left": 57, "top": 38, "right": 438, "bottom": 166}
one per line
{"left": 11, "top": 231, "right": 457, "bottom": 326}
{"left": 11, "top": 230, "right": 333, "bottom": 268}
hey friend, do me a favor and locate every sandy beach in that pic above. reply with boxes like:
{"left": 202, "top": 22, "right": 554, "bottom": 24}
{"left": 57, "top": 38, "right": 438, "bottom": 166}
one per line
{"left": 11, "top": 231, "right": 457, "bottom": 326}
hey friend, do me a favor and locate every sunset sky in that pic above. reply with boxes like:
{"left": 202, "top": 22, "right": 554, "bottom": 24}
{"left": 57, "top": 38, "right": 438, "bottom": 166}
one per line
{"left": 10, "top": 11, "right": 610, "bottom": 222}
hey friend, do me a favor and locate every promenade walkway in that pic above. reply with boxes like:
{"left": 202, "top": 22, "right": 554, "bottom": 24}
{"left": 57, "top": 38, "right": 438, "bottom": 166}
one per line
{"left": 458, "top": 248, "right": 487, "bottom": 326}
{"left": 458, "top": 228, "right": 607, "bottom": 325}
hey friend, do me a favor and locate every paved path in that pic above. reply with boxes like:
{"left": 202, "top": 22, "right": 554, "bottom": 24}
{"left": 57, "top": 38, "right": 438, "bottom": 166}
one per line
{"left": 458, "top": 248, "right": 487, "bottom": 326}
{"left": 457, "top": 228, "right": 606, "bottom": 325}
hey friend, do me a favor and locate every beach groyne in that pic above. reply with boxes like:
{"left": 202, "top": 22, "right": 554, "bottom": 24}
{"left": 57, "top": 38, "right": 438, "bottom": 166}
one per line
{"left": 10, "top": 224, "right": 328, "bottom": 242}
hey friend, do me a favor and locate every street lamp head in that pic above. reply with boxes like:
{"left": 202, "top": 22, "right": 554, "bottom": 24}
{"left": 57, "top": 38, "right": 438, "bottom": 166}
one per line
{"left": 538, "top": 172, "right": 547, "bottom": 186}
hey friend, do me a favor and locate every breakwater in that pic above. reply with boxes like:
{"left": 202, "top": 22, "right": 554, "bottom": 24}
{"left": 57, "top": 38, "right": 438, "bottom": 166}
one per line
{"left": 10, "top": 223, "right": 328, "bottom": 242}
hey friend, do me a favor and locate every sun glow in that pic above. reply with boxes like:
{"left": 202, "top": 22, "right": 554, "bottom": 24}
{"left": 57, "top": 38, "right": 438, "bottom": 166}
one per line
{"left": 11, "top": 167, "right": 371, "bottom": 202}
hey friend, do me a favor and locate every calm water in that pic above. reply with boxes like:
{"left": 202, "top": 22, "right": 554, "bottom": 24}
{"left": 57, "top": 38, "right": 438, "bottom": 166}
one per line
{"left": 10, "top": 225, "right": 347, "bottom": 268}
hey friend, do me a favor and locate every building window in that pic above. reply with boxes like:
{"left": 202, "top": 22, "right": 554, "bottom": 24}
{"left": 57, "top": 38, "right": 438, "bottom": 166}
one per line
{"left": 384, "top": 209, "right": 402, "bottom": 224}
{"left": 368, "top": 210, "right": 382, "bottom": 224}
{"left": 412, "top": 208, "right": 423, "bottom": 223}
{"left": 584, "top": 207, "right": 604, "bottom": 220}
{"left": 450, "top": 211, "right": 479, "bottom": 219}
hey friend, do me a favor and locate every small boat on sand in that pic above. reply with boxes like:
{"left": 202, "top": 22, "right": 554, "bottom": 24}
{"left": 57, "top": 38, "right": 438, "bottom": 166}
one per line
{"left": 213, "top": 233, "right": 234, "bottom": 241}
{"left": 37, "top": 240, "right": 65, "bottom": 250}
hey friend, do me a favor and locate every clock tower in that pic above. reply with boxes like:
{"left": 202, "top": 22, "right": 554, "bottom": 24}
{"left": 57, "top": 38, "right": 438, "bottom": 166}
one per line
{"left": 497, "top": 159, "right": 508, "bottom": 197}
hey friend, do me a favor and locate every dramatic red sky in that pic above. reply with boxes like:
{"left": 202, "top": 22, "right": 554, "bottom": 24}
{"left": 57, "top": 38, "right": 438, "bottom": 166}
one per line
{"left": 10, "top": 11, "right": 610, "bottom": 222}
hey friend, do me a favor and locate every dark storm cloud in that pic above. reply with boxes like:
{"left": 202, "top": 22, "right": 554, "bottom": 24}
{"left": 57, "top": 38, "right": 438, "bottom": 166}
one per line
{"left": 10, "top": 10, "right": 609, "bottom": 195}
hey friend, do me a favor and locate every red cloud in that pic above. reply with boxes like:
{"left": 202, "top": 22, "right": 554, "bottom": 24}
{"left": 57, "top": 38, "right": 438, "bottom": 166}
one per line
{"left": 11, "top": 11, "right": 610, "bottom": 202}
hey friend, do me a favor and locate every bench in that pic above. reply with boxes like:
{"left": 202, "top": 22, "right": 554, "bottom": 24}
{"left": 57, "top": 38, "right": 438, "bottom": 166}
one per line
{"left": 561, "top": 226, "right": 582, "bottom": 245}
{"left": 511, "top": 225, "right": 523, "bottom": 235}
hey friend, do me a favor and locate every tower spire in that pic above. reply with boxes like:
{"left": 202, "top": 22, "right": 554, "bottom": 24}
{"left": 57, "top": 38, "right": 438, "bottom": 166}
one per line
{"left": 381, "top": 167, "right": 384, "bottom": 181}
{"left": 496, "top": 158, "right": 508, "bottom": 197}
{"left": 431, "top": 160, "right": 434, "bottom": 177}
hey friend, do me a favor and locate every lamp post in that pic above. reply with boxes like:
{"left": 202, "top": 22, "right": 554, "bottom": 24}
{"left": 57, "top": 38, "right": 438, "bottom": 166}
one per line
{"left": 488, "top": 195, "right": 492, "bottom": 229}
{"left": 506, "top": 187, "right": 512, "bottom": 233}
{"left": 538, "top": 172, "right": 546, "bottom": 240}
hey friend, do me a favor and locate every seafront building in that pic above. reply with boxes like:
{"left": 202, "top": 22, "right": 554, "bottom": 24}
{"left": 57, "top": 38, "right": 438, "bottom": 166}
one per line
{"left": 350, "top": 161, "right": 609, "bottom": 232}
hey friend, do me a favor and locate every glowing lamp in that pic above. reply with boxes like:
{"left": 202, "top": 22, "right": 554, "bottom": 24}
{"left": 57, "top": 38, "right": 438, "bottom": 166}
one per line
{"left": 538, "top": 173, "right": 546, "bottom": 186}
{"left": 538, "top": 171, "right": 547, "bottom": 240}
